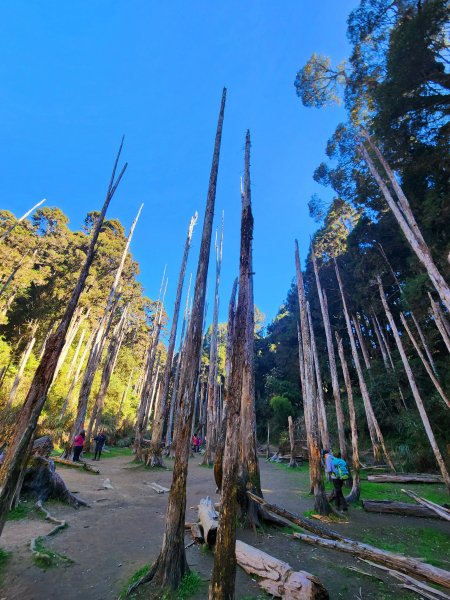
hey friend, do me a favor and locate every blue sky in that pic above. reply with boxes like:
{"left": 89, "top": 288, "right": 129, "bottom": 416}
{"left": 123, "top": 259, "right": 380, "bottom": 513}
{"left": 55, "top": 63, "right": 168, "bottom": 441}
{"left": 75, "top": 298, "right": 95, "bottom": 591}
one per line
{"left": 1, "top": 1, "right": 357, "bottom": 332}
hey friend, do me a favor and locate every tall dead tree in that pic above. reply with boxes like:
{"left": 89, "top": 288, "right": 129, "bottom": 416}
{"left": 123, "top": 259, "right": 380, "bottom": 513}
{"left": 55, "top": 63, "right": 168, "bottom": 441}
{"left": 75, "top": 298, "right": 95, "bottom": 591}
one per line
{"left": 377, "top": 277, "right": 450, "bottom": 491}
{"left": 60, "top": 330, "right": 95, "bottom": 418}
{"left": 296, "top": 241, "right": 331, "bottom": 515}
{"left": 66, "top": 328, "right": 86, "bottom": 383}
{"left": 0, "top": 198, "right": 45, "bottom": 242}
{"left": 204, "top": 221, "right": 224, "bottom": 465}
{"left": 311, "top": 248, "right": 347, "bottom": 459}
{"left": 359, "top": 134, "right": 450, "bottom": 313}
{"left": 335, "top": 332, "right": 360, "bottom": 503}
{"left": 139, "top": 88, "right": 226, "bottom": 592}
{"left": 353, "top": 313, "right": 371, "bottom": 370}
{"left": 148, "top": 214, "right": 197, "bottom": 467}
{"left": 67, "top": 203, "right": 143, "bottom": 455}
{"left": 210, "top": 130, "right": 254, "bottom": 598}
{"left": 428, "top": 293, "right": 450, "bottom": 354}
{"left": 0, "top": 139, "right": 127, "bottom": 536}
{"left": 50, "top": 306, "right": 88, "bottom": 387}
{"left": 306, "top": 303, "right": 330, "bottom": 451}
{"left": 7, "top": 322, "right": 38, "bottom": 406}
{"left": 115, "top": 367, "right": 135, "bottom": 432}
{"left": 334, "top": 260, "right": 395, "bottom": 470}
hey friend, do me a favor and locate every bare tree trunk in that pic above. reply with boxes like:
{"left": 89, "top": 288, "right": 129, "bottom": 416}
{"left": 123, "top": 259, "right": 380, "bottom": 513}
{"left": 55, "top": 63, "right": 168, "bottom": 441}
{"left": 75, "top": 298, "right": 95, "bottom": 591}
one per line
{"left": 51, "top": 306, "right": 87, "bottom": 386}
{"left": 0, "top": 250, "right": 34, "bottom": 298}
{"left": 306, "top": 304, "right": 330, "bottom": 451}
{"left": 7, "top": 323, "right": 38, "bottom": 406}
{"left": 353, "top": 313, "right": 371, "bottom": 370}
{"left": 66, "top": 329, "right": 86, "bottom": 383}
{"left": 410, "top": 312, "right": 438, "bottom": 376}
{"left": 335, "top": 333, "right": 360, "bottom": 503}
{"left": 210, "top": 130, "right": 253, "bottom": 599}
{"left": 143, "top": 88, "right": 226, "bottom": 593}
{"left": 359, "top": 136, "right": 450, "bottom": 313}
{"left": 68, "top": 203, "right": 143, "bottom": 455}
{"left": 115, "top": 367, "right": 135, "bottom": 433}
{"left": 60, "top": 330, "right": 95, "bottom": 418}
{"left": 429, "top": 293, "right": 450, "bottom": 354}
{"left": 288, "top": 416, "right": 298, "bottom": 468}
{"left": 334, "top": 261, "right": 395, "bottom": 470}
{"left": 144, "top": 360, "right": 161, "bottom": 434}
{"left": 400, "top": 313, "right": 449, "bottom": 409}
{"left": 204, "top": 223, "right": 223, "bottom": 465}
{"left": 377, "top": 277, "right": 450, "bottom": 491}
{"left": 0, "top": 139, "right": 127, "bottom": 536}
{"left": 0, "top": 199, "right": 45, "bottom": 242}
{"left": 148, "top": 216, "right": 197, "bottom": 467}
{"left": 38, "top": 323, "right": 55, "bottom": 362}
{"left": 296, "top": 242, "right": 331, "bottom": 515}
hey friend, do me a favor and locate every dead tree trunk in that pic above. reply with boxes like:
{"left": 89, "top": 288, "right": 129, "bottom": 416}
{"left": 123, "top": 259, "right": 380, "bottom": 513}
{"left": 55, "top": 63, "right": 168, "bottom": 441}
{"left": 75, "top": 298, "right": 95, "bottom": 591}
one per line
{"left": 213, "top": 278, "right": 238, "bottom": 492}
{"left": 377, "top": 277, "right": 450, "bottom": 491}
{"left": 210, "top": 129, "right": 254, "bottom": 599}
{"left": 400, "top": 313, "right": 449, "bottom": 409}
{"left": 85, "top": 304, "right": 129, "bottom": 449}
{"left": 359, "top": 135, "right": 450, "bottom": 313}
{"left": 0, "top": 250, "right": 35, "bottom": 299}
{"left": 0, "top": 139, "right": 127, "bottom": 536}
{"left": 335, "top": 333, "right": 360, "bottom": 503}
{"left": 148, "top": 214, "right": 197, "bottom": 467}
{"left": 115, "top": 367, "right": 135, "bottom": 432}
{"left": 306, "top": 303, "right": 330, "bottom": 451}
{"left": 204, "top": 222, "right": 223, "bottom": 465}
{"left": 296, "top": 241, "right": 331, "bottom": 515}
{"left": 429, "top": 293, "right": 450, "bottom": 354}
{"left": 51, "top": 306, "right": 87, "bottom": 386}
{"left": 66, "top": 328, "right": 86, "bottom": 383}
{"left": 68, "top": 203, "right": 142, "bottom": 456}
{"left": 288, "top": 416, "right": 297, "bottom": 468}
{"left": 353, "top": 313, "right": 371, "bottom": 370}
{"left": 0, "top": 199, "right": 45, "bottom": 242}
{"left": 142, "top": 87, "right": 225, "bottom": 593}
{"left": 7, "top": 322, "right": 38, "bottom": 406}
{"left": 334, "top": 261, "right": 395, "bottom": 470}
{"left": 60, "top": 330, "right": 95, "bottom": 418}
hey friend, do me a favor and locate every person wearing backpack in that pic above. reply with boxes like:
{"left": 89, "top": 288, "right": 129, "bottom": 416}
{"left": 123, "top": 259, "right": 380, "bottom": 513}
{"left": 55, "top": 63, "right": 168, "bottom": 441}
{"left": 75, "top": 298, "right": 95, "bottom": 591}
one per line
{"left": 325, "top": 450, "right": 349, "bottom": 512}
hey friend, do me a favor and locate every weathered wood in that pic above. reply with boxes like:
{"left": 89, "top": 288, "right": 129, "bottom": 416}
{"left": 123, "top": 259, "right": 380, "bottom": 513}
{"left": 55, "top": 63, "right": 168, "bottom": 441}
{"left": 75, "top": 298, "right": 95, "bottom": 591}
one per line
{"left": 53, "top": 456, "right": 99, "bottom": 474}
{"left": 294, "top": 531, "right": 450, "bottom": 589}
{"left": 288, "top": 416, "right": 298, "bottom": 468}
{"left": 0, "top": 198, "right": 45, "bottom": 242}
{"left": 362, "top": 500, "right": 442, "bottom": 519}
{"left": 335, "top": 261, "right": 395, "bottom": 470}
{"left": 429, "top": 293, "right": 450, "bottom": 354}
{"left": 335, "top": 332, "right": 360, "bottom": 503}
{"left": 402, "top": 489, "right": 450, "bottom": 522}
{"left": 149, "top": 213, "right": 197, "bottom": 468}
{"left": 190, "top": 523, "right": 203, "bottom": 543}
{"left": 378, "top": 276, "right": 450, "bottom": 492}
{"left": 368, "top": 474, "right": 444, "bottom": 484}
{"left": 149, "top": 483, "right": 170, "bottom": 494}
{"left": 0, "top": 139, "right": 126, "bottom": 536}
{"left": 7, "top": 323, "right": 38, "bottom": 406}
{"left": 198, "top": 496, "right": 219, "bottom": 545}
{"left": 235, "top": 540, "right": 329, "bottom": 600}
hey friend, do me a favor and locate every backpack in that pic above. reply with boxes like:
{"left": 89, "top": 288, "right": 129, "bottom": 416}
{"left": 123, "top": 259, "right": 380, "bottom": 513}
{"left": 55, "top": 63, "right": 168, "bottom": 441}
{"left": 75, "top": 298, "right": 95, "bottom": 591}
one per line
{"left": 332, "top": 457, "right": 349, "bottom": 480}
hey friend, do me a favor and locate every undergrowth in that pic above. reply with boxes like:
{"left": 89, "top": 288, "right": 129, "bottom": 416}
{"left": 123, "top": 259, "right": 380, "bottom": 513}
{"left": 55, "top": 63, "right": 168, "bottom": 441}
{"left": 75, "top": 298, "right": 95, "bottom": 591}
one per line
{"left": 120, "top": 568, "right": 203, "bottom": 600}
{"left": 0, "top": 548, "right": 12, "bottom": 584}
{"left": 7, "top": 501, "right": 44, "bottom": 521}
{"left": 32, "top": 536, "right": 73, "bottom": 569}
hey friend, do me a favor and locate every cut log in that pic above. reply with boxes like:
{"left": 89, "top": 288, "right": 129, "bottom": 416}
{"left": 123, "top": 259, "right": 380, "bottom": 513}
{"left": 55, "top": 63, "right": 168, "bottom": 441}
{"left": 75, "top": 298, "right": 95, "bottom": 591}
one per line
{"left": 368, "top": 474, "right": 444, "bottom": 484}
{"left": 149, "top": 483, "right": 170, "bottom": 494}
{"left": 293, "top": 532, "right": 450, "bottom": 589}
{"left": 190, "top": 523, "right": 203, "bottom": 543}
{"left": 53, "top": 456, "right": 99, "bottom": 474}
{"left": 198, "top": 496, "right": 219, "bottom": 545}
{"left": 402, "top": 489, "right": 450, "bottom": 523}
{"left": 235, "top": 540, "right": 329, "bottom": 599}
{"left": 362, "top": 500, "right": 442, "bottom": 519}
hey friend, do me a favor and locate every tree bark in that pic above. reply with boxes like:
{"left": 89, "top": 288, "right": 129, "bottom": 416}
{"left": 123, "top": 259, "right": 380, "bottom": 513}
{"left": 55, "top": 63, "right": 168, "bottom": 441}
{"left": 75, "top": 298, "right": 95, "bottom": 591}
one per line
{"left": 145, "top": 88, "right": 226, "bottom": 593}
{"left": 60, "top": 330, "right": 95, "bottom": 418}
{"left": 353, "top": 313, "right": 371, "bottom": 370}
{"left": 362, "top": 500, "right": 443, "bottom": 519}
{"left": 335, "top": 332, "right": 360, "bottom": 503}
{"left": 66, "top": 328, "right": 86, "bottom": 383}
{"left": 7, "top": 322, "right": 38, "bottom": 406}
{"left": 148, "top": 214, "right": 197, "bottom": 467}
{"left": 288, "top": 416, "right": 298, "bottom": 468}
{"left": 359, "top": 135, "right": 450, "bottom": 313}
{"left": 296, "top": 241, "right": 331, "bottom": 515}
{"left": 429, "top": 293, "right": 450, "bottom": 354}
{"left": 334, "top": 261, "right": 395, "bottom": 470}
{"left": 0, "top": 138, "right": 127, "bottom": 536}
{"left": 377, "top": 277, "right": 450, "bottom": 491}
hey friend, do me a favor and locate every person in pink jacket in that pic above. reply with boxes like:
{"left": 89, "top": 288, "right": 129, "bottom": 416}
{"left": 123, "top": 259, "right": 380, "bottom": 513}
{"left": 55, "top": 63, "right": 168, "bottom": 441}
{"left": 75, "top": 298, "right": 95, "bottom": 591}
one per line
{"left": 73, "top": 430, "right": 85, "bottom": 462}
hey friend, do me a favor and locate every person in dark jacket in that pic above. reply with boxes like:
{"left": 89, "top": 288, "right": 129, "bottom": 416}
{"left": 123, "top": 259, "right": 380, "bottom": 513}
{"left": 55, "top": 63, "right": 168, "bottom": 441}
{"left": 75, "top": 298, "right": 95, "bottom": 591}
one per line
{"left": 93, "top": 430, "right": 107, "bottom": 461}
{"left": 73, "top": 430, "right": 85, "bottom": 462}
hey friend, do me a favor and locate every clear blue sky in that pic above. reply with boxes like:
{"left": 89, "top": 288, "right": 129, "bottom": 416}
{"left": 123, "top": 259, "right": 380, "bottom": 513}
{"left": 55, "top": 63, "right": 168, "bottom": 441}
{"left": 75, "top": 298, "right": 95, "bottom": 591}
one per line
{"left": 1, "top": 1, "right": 357, "bottom": 332}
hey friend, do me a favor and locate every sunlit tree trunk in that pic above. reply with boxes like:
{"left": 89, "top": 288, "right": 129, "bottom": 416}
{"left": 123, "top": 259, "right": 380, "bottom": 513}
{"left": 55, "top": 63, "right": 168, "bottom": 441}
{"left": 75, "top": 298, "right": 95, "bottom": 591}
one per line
{"left": 335, "top": 332, "right": 360, "bottom": 503}
{"left": 66, "top": 329, "right": 86, "bottom": 383}
{"left": 0, "top": 140, "right": 127, "bottom": 536}
{"left": 377, "top": 277, "right": 450, "bottom": 491}
{"left": 0, "top": 199, "right": 45, "bottom": 242}
{"left": 7, "top": 322, "right": 38, "bottom": 406}
{"left": 115, "top": 367, "right": 135, "bottom": 432}
{"left": 60, "top": 330, "right": 95, "bottom": 418}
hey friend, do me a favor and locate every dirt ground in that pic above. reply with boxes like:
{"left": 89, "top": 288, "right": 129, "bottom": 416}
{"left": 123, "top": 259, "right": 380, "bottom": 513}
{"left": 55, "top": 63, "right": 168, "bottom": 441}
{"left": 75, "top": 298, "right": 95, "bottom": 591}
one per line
{"left": 1, "top": 453, "right": 449, "bottom": 600}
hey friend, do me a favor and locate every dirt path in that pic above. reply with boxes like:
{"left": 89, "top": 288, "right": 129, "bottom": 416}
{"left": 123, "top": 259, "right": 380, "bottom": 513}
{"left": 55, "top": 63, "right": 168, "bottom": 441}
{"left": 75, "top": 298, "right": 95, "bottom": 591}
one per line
{"left": 1, "top": 454, "right": 449, "bottom": 599}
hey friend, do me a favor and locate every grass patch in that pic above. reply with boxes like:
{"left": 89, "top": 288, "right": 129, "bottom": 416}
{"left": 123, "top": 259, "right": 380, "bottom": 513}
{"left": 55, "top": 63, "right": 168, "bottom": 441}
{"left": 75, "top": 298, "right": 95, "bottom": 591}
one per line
{"left": 198, "top": 462, "right": 213, "bottom": 469}
{"left": 0, "top": 548, "right": 12, "bottom": 584}
{"left": 83, "top": 446, "right": 133, "bottom": 460}
{"left": 119, "top": 563, "right": 151, "bottom": 599}
{"left": 359, "top": 480, "right": 449, "bottom": 505}
{"left": 7, "top": 501, "right": 44, "bottom": 521}
{"left": 32, "top": 537, "right": 73, "bottom": 570}
{"left": 362, "top": 526, "right": 450, "bottom": 569}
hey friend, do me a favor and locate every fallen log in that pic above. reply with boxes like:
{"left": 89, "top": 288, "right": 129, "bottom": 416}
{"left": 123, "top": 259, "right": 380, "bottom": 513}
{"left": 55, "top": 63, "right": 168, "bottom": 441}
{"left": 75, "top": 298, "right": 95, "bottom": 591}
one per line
{"left": 402, "top": 489, "right": 450, "bottom": 523}
{"left": 198, "top": 496, "right": 219, "bottom": 545}
{"left": 149, "top": 482, "right": 170, "bottom": 494}
{"left": 293, "top": 532, "right": 450, "bottom": 589}
{"left": 368, "top": 474, "right": 443, "bottom": 484}
{"left": 53, "top": 456, "right": 99, "bottom": 474}
{"left": 190, "top": 523, "right": 203, "bottom": 543}
{"left": 362, "top": 500, "right": 442, "bottom": 519}
{"left": 247, "top": 491, "right": 341, "bottom": 540}
{"left": 236, "top": 540, "right": 328, "bottom": 599}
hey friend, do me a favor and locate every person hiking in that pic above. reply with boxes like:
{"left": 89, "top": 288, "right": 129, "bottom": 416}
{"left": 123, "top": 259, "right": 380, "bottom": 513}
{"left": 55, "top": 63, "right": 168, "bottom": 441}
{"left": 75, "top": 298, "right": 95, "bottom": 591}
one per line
{"left": 325, "top": 449, "right": 349, "bottom": 512}
{"left": 93, "top": 430, "right": 107, "bottom": 461}
{"left": 73, "top": 430, "right": 85, "bottom": 462}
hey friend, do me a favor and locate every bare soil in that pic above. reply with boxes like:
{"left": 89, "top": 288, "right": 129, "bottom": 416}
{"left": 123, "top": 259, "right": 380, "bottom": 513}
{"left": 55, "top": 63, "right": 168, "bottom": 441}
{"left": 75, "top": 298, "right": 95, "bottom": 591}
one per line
{"left": 1, "top": 453, "right": 449, "bottom": 600}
